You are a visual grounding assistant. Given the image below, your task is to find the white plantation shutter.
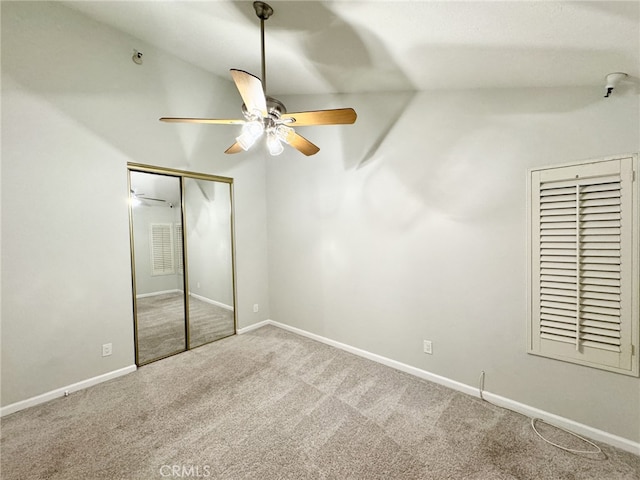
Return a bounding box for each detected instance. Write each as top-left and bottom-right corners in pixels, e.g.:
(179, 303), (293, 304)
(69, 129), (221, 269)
(529, 155), (638, 376)
(150, 223), (175, 276)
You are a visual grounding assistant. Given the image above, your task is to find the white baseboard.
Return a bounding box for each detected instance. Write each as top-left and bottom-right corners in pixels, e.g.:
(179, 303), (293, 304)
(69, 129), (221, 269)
(189, 292), (234, 311)
(136, 289), (181, 299)
(5, 321), (638, 455)
(253, 319), (640, 456)
(237, 319), (271, 335)
(479, 390), (640, 456)
(0, 365), (137, 417)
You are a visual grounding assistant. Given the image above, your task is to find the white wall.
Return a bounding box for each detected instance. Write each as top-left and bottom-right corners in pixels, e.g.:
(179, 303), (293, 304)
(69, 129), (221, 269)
(1, 2), (270, 406)
(267, 88), (640, 443)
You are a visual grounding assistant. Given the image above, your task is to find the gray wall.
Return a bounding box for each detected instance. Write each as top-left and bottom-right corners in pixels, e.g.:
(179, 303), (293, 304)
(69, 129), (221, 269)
(267, 89), (640, 442)
(1, 2), (270, 406)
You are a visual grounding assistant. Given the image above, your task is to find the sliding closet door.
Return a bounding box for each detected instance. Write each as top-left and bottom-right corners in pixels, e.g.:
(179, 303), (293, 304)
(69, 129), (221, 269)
(129, 165), (236, 366)
(130, 171), (186, 365)
(184, 178), (235, 348)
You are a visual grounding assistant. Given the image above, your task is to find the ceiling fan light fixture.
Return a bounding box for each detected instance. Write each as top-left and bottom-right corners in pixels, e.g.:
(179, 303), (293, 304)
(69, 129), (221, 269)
(275, 124), (294, 143)
(236, 120), (264, 150)
(243, 106), (265, 122)
(267, 133), (284, 156)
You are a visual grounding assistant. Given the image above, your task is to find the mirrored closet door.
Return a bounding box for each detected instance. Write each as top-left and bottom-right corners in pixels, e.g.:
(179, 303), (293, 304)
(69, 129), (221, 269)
(128, 165), (236, 366)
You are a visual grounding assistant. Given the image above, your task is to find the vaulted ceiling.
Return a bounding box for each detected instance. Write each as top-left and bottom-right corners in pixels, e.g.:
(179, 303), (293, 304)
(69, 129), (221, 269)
(64, 1), (639, 96)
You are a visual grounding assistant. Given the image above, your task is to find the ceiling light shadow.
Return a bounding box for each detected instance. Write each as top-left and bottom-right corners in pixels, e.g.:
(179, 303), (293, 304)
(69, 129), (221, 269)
(356, 91), (416, 169)
(301, 15), (414, 94)
(231, 0), (335, 32)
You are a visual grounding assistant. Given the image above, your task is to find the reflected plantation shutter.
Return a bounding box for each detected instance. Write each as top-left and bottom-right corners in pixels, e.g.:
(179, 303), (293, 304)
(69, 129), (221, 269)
(150, 223), (175, 276)
(528, 155), (639, 376)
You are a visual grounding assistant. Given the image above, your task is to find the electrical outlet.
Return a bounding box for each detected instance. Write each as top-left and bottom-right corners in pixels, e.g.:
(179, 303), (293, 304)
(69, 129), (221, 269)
(253, 304), (259, 313)
(423, 340), (433, 355)
(102, 343), (112, 357)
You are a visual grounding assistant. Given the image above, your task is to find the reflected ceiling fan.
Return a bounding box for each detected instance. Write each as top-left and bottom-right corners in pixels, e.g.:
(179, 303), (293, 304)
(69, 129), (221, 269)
(160, 1), (357, 156)
(130, 189), (171, 207)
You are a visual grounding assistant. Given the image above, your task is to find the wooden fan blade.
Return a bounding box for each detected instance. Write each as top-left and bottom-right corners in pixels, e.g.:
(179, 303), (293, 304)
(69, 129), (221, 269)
(160, 117), (246, 125)
(230, 69), (267, 116)
(224, 142), (244, 154)
(280, 108), (357, 126)
(286, 132), (320, 156)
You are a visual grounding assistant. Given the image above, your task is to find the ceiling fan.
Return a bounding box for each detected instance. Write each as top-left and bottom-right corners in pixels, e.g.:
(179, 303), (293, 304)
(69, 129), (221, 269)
(159, 1), (357, 157)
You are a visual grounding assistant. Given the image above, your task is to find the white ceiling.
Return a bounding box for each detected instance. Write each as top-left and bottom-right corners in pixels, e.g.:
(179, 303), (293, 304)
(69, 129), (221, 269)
(65, 1), (639, 96)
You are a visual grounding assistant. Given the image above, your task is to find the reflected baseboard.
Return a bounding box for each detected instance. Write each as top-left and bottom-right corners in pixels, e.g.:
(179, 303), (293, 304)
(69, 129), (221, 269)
(136, 289), (182, 299)
(136, 291), (233, 311)
(189, 292), (234, 311)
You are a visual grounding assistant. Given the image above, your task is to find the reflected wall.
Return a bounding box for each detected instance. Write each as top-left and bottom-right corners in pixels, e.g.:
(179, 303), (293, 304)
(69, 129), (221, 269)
(185, 178), (235, 349)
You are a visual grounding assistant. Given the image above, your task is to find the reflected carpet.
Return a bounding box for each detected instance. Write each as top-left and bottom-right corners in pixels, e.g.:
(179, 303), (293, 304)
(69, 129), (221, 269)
(135, 292), (234, 364)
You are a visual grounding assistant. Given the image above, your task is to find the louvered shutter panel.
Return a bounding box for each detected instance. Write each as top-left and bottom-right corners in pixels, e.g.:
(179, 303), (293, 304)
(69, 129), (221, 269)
(150, 223), (175, 276)
(529, 156), (638, 376)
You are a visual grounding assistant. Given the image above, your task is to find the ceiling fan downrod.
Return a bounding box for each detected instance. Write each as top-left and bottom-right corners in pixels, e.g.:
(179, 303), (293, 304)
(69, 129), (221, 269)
(253, 1), (273, 95)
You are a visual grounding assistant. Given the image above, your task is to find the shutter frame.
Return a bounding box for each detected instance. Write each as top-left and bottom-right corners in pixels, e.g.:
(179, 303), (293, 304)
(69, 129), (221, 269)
(527, 154), (639, 377)
(150, 223), (176, 276)
(175, 223), (184, 275)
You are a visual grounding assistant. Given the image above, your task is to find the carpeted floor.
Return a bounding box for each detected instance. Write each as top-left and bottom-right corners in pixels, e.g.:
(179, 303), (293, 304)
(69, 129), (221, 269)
(136, 292), (234, 364)
(1, 325), (638, 479)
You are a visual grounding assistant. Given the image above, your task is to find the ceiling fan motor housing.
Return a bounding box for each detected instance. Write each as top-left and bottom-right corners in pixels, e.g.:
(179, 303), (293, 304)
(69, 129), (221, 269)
(266, 97), (286, 117)
(241, 96), (287, 119)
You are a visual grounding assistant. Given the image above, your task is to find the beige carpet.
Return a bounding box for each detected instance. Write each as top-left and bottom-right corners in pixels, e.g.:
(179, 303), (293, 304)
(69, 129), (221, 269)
(1, 325), (638, 479)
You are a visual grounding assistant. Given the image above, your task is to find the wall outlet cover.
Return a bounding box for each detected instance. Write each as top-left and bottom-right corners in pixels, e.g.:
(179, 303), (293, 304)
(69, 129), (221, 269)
(102, 343), (113, 357)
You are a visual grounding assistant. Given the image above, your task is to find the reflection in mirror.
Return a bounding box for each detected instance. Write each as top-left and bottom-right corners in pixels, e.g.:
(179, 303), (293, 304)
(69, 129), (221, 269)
(185, 178), (235, 348)
(129, 165), (236, 366)
(130, 171), (186, 364)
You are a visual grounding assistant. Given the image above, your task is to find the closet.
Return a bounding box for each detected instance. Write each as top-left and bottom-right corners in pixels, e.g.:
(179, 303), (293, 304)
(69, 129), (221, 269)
(128, 164), (236, 365)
